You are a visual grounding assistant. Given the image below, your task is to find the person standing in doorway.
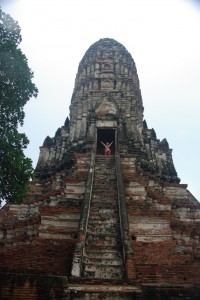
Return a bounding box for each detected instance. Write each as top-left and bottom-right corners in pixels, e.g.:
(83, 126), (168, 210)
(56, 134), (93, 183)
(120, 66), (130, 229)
(101, 141), (113, 155)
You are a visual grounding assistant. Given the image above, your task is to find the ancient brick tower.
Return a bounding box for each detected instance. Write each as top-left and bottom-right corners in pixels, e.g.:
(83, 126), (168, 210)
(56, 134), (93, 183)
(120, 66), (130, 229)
(0, 38), (200, 300)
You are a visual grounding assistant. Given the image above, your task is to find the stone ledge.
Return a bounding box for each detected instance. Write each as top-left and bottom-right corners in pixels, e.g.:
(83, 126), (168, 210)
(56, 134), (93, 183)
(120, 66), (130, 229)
(67, 283), (141, 293)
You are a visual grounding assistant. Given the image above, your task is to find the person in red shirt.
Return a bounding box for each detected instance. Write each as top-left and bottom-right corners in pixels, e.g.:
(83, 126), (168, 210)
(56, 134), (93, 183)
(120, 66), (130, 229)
(101, 141), (113, 155)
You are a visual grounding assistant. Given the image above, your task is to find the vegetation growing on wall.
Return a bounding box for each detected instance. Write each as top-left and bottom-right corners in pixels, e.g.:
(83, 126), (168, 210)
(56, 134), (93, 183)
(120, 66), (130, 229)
(0, 8), (38, 204)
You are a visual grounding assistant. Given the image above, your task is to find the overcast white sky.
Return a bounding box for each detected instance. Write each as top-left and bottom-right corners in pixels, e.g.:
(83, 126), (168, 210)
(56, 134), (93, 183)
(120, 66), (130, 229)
(1, 0), (200, 200)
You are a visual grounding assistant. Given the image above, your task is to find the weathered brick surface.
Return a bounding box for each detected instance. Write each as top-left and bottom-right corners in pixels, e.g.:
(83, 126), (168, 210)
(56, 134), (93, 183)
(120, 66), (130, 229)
(0, 238), (76, 276)
(121, 154), (200, 288)
(0, 272), (67, 300)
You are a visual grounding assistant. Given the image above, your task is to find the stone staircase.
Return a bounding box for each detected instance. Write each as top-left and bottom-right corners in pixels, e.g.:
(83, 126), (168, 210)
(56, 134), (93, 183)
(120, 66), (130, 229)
(82, 155), (124, 280)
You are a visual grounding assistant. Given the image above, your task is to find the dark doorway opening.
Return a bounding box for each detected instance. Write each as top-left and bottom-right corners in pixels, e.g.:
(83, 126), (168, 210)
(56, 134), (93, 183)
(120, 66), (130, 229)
(96, 128), (116, 155)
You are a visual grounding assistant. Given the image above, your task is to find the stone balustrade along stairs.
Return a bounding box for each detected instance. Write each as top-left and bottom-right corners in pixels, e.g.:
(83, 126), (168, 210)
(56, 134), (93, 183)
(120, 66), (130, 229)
(82, 155), (125, 280)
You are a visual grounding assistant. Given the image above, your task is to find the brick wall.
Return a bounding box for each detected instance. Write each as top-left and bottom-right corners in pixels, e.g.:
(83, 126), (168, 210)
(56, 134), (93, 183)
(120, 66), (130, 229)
(0, 272), (67, 300)
(0, 238), (76, 277)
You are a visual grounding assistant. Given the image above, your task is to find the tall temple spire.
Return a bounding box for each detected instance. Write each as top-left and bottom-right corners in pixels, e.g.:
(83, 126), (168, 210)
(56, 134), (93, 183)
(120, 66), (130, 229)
(35, 38), (179, 184)
(69, 38), (142, 142)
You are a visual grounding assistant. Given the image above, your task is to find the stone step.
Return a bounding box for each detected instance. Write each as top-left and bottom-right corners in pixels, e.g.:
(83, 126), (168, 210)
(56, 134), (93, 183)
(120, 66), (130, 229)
(84, 245), (122, 256)
(90, 206), (111, 211)
(85, 232), (120, 239)
(83, 256), (123, 266)
(87, 228), (119, 239)
(83, 265), (123, 280)
(83, 265), (123, 274)
(88, 222), (120, 234)
(89, 207), (118, 213)
(66, 283), (141, 296)
(94, 173), (115, 178)
(90, 207), (119, 214)
(95, 159), (115, 163)
(90, 203), (119, 213)
(93, 182), (117, 188)
(91, 194), (118, 199)
(89, 207), (118, 212)
(95, 159), (115, 165)
(86, 241), (121, 248)
(93, 189), (116, 193)
(87, 223), (120, 233)
(92, 186), (117, 190)
(90, 202), (118, 209)
(93, 178), (115, 183)
(88, 219), (120, 227)
(93, 179), (116, 183)
(95, 161), (115, 165)
(95, 170), (115, 172)
(87, 216), (120, 224)
(87, 219), (120, 226)
(90, 200), (118, 206)
(94, 170), (115, 173)
(91, 191), (117, 196)
(94, 168), (115, 171)
(88, 215), (119, 223)
(95, 156), (115, 160)
(92, 192), (117, 196)
(87, 220), (120, 227)
(90, 199), (118, 205)
(93, 186), (116, 190)
(92, 190), (117, 194)
(91, 199), (117, 205)
(86, 231), (119, 239)
(84, 249), (123, 259)
(85, 238), (121, 247)
(89, 208), (118, 214)
(93, 179), (116, 184)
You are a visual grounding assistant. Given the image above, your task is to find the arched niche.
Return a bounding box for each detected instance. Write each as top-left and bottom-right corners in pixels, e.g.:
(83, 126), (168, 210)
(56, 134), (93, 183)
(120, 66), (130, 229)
(102, 63), (113, 71)
(101, 79), (113, 89)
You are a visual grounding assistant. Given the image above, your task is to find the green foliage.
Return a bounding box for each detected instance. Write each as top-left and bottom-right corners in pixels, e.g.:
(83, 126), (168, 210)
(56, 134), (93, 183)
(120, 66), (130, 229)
(0, 8), (38, 204)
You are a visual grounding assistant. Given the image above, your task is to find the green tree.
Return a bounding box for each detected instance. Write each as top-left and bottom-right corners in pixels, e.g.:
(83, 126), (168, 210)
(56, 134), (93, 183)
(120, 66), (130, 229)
(0, 8), (38, 204)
